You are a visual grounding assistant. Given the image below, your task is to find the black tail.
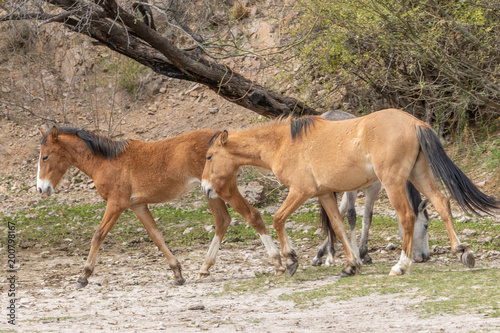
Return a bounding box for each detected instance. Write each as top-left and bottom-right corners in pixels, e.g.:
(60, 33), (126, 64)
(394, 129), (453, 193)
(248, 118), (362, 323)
(320, 197), (337, 244)
(416, 125), (499, 216)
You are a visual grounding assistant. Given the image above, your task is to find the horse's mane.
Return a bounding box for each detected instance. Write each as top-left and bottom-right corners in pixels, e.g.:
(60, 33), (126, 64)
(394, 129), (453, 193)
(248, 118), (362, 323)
(288, 115), (320, 140)
(209, 115), (322, 144)
(42, 127), (130, 159)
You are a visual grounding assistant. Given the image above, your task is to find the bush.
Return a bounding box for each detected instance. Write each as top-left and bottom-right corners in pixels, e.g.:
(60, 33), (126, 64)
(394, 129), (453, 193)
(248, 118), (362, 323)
(283, 0), (500, 136)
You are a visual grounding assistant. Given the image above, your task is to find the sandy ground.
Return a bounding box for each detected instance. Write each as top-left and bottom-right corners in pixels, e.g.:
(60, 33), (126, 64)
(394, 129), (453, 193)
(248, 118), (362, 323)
(2, 241), (499, 333)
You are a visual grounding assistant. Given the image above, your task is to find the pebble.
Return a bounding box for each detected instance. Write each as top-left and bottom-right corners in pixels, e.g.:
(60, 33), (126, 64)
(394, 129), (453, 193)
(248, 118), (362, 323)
(188, 303), (205, 311)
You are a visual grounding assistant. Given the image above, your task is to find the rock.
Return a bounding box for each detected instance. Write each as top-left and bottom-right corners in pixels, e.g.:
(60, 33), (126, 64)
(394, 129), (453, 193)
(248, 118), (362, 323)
(183, 227), (194, 235)
(238, 182), (265, 205)
(188, 303), (205, 311)
(208, 107), (219, 114)
(263, 206), (279, 214)
(385, 243), (397, 251)
(461, 228), (477, 237)
(481, 236), (493, 244)
(230, 218), (240, 226)
(204, 225), (215, 232)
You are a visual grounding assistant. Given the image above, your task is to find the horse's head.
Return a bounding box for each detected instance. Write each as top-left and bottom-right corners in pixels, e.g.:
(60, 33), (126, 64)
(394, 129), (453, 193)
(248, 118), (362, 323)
(37, 127), (71, 196)
(202, 130), (236, 200)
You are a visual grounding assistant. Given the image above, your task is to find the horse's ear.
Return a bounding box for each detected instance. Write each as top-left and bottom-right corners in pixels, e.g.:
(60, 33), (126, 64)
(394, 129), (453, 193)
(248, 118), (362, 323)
(49, 126), (59, 141)
(418, 199), (429, 212)
(219, 130), (228, 145)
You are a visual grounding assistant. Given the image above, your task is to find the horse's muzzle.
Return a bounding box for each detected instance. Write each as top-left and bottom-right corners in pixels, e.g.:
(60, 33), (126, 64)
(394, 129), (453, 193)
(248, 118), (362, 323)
(37, 179), (54, 196)
(201, 180), (218, 199)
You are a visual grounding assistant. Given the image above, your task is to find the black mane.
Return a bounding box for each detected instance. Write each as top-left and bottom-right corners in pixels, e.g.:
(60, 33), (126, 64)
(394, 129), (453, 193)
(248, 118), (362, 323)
(290, 116), (318, 140)
(208, 131), (221, 148)
(42, 127), (129, 159)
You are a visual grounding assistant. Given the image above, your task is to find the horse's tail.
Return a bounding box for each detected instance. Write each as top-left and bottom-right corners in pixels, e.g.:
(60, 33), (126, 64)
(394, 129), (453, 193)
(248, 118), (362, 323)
(319, 198), (337, 244)
(416, 125), (499, 216)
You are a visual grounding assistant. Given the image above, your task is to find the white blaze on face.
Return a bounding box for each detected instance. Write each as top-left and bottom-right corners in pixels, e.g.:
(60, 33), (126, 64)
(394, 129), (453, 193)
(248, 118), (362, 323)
(201, 180), (218, 199)
(36, 151), (54, 195)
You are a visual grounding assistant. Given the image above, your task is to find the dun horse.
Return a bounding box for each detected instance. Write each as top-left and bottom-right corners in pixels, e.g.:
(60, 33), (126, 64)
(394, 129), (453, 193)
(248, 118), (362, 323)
(202, 109), (499, 276)
(312, 110), (430, 267)
(37, 127), (285, 288)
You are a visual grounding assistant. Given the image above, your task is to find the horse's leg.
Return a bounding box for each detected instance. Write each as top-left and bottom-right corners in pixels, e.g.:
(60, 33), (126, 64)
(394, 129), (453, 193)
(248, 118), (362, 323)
(318, 192), (362, 276)
(197, 197), (231, 279)
(344, 191), (359, 261)
(312, 191), (351, 267)
(218, 178), (285, 276)
(409, 155), (474, 268)
(132, 204), (185, 285)
(383, 184), (416, 276)
(273, 189), (310, 276)
(77, 202), (125, 288)
(359, 182), (382, 264)
(311, 237), (330, 266)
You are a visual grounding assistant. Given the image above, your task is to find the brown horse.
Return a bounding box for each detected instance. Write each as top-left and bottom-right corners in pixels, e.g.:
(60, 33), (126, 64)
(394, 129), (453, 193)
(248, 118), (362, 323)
(202, 109), (499, 276)
(37, 127), (285, 288)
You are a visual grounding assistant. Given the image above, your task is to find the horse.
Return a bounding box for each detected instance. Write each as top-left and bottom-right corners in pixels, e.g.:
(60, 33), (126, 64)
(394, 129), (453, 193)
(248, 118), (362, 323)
(201, 109), (499, 277)
(37, 127), (285, 288)
(311, 110), (430, 267)
(312, 180), (430, 266)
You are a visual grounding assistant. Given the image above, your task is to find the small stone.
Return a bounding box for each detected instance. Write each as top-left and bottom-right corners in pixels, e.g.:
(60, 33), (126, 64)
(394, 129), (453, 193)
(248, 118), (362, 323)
(481, 236), (493, 244)
(209, 107), (219, 114)
(183, 227), (194, 235)
(461, 228), (477, 237)
(385, 243), (397, 251)
(188, 303), (205, 310)
(314, 228), (323, 236)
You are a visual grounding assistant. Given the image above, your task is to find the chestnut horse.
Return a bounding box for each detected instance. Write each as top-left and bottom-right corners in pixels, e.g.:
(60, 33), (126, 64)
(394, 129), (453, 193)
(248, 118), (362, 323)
(312, 110), (430, 267)
(37, 127), (284, 288)
(202, 109), (499, 276)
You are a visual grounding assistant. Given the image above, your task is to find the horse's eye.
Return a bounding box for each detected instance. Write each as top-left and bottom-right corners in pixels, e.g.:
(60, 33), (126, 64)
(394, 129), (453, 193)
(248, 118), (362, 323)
(42, 155), (49, 161)
(207, 156), (212, 161)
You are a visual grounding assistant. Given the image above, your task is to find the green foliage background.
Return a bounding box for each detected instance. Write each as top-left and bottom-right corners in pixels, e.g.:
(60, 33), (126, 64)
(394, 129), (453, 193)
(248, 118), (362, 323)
(283, 0), (500, 135)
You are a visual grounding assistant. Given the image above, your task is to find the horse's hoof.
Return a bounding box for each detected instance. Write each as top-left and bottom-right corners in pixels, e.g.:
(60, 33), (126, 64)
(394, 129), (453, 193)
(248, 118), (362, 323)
(388, 269), (399, 276)
(173, 278), (186, 286)
(275, 266), (286, 276)
(311, 258), (323, 266)
(362, 255), (372, 265)
(340, 266), (357, 278)
(76, 277), (88, 289)
(197, 272), (210, 280)
(287, 262), (299, 276)
(461, 252), (475, 268)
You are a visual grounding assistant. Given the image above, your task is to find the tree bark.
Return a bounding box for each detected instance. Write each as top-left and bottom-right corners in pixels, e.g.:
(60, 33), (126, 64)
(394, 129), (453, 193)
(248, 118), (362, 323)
(2, 0), (318, 118)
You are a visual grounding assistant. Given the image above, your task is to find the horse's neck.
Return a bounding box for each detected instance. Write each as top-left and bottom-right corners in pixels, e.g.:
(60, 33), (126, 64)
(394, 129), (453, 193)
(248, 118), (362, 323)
(231, 128), (282, 169)
(62, 137), (104, 178)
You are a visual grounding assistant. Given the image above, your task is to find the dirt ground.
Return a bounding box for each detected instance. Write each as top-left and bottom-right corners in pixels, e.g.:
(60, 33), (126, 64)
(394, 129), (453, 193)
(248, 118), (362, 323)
(5, 241), (500, 333)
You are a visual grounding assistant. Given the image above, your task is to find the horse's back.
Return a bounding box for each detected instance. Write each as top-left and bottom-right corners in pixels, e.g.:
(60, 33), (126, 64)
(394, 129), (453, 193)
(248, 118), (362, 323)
(295, 109), (423, 192)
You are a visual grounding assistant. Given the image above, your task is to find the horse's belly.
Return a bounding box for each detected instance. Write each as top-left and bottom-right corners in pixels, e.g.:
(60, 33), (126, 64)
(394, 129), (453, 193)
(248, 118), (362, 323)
(314, 163), (377, 193)
(130, 177), (201, 205)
